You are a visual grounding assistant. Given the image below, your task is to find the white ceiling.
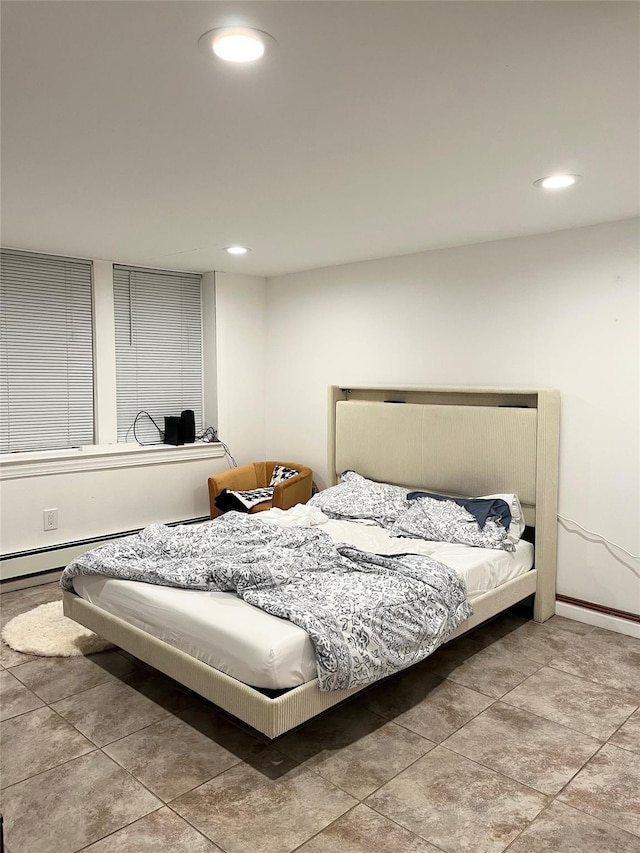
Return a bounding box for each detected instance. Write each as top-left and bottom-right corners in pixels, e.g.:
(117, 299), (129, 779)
(1, 1), (638, 278)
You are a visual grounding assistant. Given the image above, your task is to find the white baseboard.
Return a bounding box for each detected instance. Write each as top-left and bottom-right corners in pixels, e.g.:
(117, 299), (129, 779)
(555, 601), (640, 639)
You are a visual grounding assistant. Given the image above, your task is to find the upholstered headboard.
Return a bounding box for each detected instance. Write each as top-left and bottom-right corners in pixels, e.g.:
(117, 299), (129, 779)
(328, 386), (560, 620)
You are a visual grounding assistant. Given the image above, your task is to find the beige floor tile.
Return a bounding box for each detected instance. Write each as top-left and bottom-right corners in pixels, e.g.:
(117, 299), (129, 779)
(176, 702), (273, 759)
(104, 713), (245, 801)
(549, 628), (640, 698)
(2, 585), (637, 853)
(9, 649), (137, 703)
(421, 635), (486, 676)
(0, 705), (95, 787)
(442, 702), (600, 795)
(434, 641), (541, 698)
(364, 669), (493, 742)
(1, 750), (161, 853)
(121, 667), (199, 713)
(545, 615), (595, 636)
(366, 746), (548, 853)
(51, 678), (173, 746)
(22, 583), (64, 606)
(0, 668), (44, 721)
(479, 619), (584, 664)
(610, 709), (640, 755)
(237, 747), (301, 780)
(0, 640), (37, 668)
(559, 744), (640, 837)
(468, 612), (531, 646)
(501, 666), (639, 741)
(279, 704), (433, 800)
(0, 584), (61, 627)
(0, 585), (64, 668)
(277, 702), (385, 761)
(24, 580), (62, 591)
(172, 760), (357, 853)
(296, 804), (442, 852)
(0, 589), (43, 665)
(0, 588), (26, 612)
(507, 800), (640, 852)
(81, 806), (223, 852)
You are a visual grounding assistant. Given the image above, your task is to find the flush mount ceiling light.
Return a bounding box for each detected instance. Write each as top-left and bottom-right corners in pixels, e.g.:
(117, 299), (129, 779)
(224, 246), (249, 255)
(198, 27), (273, 63)
(534, 174), (582, 190)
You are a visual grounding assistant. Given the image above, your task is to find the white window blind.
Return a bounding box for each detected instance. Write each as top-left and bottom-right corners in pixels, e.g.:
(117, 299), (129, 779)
(0, 249), (94, 453)
(113, 265), (203, 443)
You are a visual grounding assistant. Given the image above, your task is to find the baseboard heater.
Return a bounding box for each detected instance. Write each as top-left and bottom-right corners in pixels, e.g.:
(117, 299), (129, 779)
(0, 516), (211, 587)
(1, 516), (211, 563)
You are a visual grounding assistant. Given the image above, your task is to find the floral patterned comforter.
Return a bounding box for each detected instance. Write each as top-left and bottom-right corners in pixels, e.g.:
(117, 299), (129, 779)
(61, 512), (472, 691)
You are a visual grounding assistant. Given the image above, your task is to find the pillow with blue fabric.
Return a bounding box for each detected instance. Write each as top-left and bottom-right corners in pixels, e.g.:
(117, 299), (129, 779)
(308, 470), (409, 528)
(390, 491), (525, 551)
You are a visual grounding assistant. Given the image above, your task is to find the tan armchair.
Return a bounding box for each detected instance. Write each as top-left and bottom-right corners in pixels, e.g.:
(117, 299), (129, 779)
(208, 460), (313, 518)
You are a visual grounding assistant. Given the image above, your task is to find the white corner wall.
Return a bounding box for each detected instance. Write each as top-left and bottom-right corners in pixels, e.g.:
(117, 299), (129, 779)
(265, 218), (640, 616)
(214, 272), (268, 464)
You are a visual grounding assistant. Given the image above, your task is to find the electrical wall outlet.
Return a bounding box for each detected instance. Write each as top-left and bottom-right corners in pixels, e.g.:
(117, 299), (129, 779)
(43, 508), (58, 531)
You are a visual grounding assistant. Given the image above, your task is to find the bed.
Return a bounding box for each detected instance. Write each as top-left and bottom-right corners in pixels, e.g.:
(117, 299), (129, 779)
(62, 385), (560, 738)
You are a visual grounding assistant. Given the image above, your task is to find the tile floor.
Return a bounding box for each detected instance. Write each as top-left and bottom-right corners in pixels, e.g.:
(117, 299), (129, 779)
(1, 582), (639, 853)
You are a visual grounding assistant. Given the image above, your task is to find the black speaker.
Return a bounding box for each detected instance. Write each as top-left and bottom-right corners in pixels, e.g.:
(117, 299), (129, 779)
(180, 409), (196, 444)
(164, 416), (184, 446)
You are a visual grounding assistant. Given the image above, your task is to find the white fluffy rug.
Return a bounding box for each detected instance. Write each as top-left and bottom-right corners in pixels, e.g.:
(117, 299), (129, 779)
(1, 600), (115, 656)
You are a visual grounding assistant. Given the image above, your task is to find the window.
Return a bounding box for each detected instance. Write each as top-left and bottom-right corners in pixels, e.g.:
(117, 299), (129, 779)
(1, 253), (210, 456)
(0, 250), (94, 452)
(113, 265), (203, 443)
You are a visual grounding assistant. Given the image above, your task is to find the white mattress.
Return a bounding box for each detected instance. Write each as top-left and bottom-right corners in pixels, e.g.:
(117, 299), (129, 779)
(73, 510), (534, 690)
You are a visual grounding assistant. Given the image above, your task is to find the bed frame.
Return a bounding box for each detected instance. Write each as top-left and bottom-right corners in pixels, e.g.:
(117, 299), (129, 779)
(63, 385), (560, 738)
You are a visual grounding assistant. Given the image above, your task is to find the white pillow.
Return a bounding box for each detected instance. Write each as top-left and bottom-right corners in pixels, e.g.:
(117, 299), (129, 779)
(480, 493), (526, 543)
(390, 491), (525, 551)
(308, 471), (409, 528)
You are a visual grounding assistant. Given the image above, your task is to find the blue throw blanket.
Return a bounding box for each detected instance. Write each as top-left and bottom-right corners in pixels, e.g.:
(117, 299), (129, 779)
(61, 513), (472, 691)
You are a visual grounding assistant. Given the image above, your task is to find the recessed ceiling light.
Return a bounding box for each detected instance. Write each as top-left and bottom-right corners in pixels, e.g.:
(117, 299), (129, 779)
(534, 174), (582, 190)
(198, 27), (272, 64)
(225, 246), (249, 255)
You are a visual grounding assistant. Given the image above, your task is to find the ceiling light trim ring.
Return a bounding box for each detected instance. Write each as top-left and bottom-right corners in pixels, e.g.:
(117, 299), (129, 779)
(198, 27), (275, 63)
(533, 174), (582, 190)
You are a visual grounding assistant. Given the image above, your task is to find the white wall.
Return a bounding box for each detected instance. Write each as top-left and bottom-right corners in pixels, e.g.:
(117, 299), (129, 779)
(0, 269), (269, 578)
(0, 453), (224, 555)
(3, 226), (637, 616)
(214, 272), (268, 464)
(265, 219), (640, 615)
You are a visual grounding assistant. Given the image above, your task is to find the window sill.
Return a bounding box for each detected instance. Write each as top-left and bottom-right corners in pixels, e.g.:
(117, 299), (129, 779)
(0, 441), (225, 480)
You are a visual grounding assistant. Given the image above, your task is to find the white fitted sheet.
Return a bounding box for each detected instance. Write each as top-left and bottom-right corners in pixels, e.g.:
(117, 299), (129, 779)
(72, 510), (534, 689)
